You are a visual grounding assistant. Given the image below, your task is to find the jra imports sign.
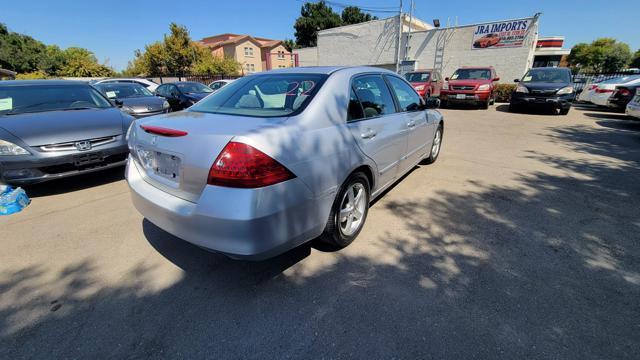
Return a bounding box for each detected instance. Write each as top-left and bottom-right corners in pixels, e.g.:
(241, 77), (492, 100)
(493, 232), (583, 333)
(472, 20), (530, 49)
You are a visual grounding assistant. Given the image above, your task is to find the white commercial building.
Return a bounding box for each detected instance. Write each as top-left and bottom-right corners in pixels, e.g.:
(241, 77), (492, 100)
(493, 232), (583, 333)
(295, 14), (569, 83)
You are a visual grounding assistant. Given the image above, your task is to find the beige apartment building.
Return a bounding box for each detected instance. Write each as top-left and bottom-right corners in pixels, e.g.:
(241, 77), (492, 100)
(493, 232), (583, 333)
(199, 34), (295, 74)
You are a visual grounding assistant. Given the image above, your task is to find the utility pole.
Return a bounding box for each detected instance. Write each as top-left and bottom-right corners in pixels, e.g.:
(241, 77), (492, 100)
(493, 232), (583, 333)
(395, 0), (403, 73)
(404, 0), (414, 61)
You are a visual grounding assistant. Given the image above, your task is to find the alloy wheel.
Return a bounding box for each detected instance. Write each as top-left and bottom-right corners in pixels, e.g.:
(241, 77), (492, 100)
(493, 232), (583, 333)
(339, 183), (367, 236)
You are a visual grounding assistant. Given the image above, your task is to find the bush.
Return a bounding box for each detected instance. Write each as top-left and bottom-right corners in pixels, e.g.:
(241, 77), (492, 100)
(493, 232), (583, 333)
(16, 70), (49, 80)
(494, 84), (516, 103)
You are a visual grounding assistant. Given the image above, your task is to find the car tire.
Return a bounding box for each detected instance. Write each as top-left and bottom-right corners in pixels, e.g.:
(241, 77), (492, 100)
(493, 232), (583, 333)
(509, 103), (520, 113)
(423, 123), (443, 164)
(317, 172), (370, 250)
(559, 108), (570, 115)
(481, 99), (490, 109)
(440, 100), (447, 109)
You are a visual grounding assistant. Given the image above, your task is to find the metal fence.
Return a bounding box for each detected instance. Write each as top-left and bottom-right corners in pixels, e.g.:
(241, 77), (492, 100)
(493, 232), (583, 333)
(572, 70), (640, 94)
(150, 74), (242, 86)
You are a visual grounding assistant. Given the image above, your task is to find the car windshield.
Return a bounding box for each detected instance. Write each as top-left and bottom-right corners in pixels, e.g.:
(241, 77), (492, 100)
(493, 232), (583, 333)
(522, 69), (571, 83)
(0, 84), (112, 116)
(176, 82), (213, 94)
(94, 83), (153, 99)
(450, 69), (491, 80)
(405, 72), (431, 82)
(189, 73), (328, 118)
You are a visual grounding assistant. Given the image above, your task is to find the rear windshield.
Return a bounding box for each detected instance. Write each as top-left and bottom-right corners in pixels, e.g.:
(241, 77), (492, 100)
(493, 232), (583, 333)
(522, 68), (571, 83)
(405, 72), (431, 82)
(451, 69), (491, 80)
(189, 73), (328, 118)
(0, 84), (112, 116)
(94, 83), (153, 99)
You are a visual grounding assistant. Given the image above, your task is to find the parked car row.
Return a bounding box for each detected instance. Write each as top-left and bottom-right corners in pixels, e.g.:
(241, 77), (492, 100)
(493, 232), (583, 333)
(405, 66), (577, 115)
(577, 74), (640, 119)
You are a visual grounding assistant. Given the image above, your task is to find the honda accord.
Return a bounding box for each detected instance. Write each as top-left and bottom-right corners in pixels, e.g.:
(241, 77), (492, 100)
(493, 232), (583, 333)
(127, 67), (444, 260)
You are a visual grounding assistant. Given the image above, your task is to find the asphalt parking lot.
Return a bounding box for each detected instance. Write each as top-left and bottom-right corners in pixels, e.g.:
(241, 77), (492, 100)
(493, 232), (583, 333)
(1, 104), (639, 359)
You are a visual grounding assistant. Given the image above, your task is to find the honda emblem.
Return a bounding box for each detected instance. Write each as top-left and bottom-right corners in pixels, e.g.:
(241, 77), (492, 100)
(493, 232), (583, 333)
(75, 140), (92, 151)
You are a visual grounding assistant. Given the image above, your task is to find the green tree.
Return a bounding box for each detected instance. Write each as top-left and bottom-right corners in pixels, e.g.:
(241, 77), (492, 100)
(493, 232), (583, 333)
(631, 50), (640, 68)
(0, 24), (46, 73)
(57, 47), (115, 77)
(294, 1), (342, 47)
(163, 23), (196, 75)
(568, 38), (632, 73)
(191, 44), (240, 75)
(341, 6), (378, 25)
(38, 45), (66, 75)
(283, 39), (298, 52)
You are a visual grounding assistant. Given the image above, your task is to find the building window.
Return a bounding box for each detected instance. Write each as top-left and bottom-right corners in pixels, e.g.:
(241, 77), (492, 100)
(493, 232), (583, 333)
(277, 51), (285, 59)
(244, 47), (254, 57)
(245, 63), (256, 73)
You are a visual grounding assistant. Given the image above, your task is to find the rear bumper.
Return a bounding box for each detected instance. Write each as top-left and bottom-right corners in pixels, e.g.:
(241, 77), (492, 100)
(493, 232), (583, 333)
(0, 143), (128, 185)
(126, 158), (333, 260)
(607, 98), (631, 111)
(510, 93), (574, 109)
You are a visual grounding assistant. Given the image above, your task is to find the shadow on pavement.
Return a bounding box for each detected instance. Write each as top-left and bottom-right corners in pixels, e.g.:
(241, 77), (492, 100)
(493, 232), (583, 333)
(1, 121), (639, 358)
(23, 166), (125, 198)
(583, 112), (634, 121)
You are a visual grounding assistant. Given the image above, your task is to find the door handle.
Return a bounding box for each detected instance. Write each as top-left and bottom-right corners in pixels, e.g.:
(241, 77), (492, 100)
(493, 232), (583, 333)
(360, 129), (377, 139)
(407, 120), (416, 128)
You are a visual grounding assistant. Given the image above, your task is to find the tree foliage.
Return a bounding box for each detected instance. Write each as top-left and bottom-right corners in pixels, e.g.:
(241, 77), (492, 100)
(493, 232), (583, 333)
(341, 6), (378, 25)
(631, 50), (640, 69)
(293, 1), (376, 48)
(568, 38), (633, 73)
(0, 23), (114, 77)
(124, 23), (241, 76)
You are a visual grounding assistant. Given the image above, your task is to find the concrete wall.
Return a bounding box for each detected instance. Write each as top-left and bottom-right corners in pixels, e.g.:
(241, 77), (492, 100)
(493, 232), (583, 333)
(404, 17), (538, 83)
(316, 17), (399, 67)
(295, 47), (319, 67)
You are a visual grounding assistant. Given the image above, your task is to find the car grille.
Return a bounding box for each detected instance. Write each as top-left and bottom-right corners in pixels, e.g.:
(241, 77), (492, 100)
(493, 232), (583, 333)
(40, 153), (128, 175)
(529, 89), (558, 97)
(451, 85), (475, 91)
(39, 136), (118, 152)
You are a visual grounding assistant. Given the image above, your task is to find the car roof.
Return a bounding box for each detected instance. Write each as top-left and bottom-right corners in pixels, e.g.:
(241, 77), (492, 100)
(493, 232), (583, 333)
(256, 66), (396, 76)
(0, 80), (88, 86)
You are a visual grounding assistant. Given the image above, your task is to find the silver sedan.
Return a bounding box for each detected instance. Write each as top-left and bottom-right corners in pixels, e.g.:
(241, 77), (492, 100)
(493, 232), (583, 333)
(126, 66), (444, 260)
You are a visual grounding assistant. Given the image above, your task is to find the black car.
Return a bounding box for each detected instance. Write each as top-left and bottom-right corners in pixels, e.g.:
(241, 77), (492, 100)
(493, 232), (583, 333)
(94, 83), (170, 118)
(607, 84), (640, 111)
(0, 80), (133, 185)
(510, 67), (575, 115)
(154, 82), (213, 111)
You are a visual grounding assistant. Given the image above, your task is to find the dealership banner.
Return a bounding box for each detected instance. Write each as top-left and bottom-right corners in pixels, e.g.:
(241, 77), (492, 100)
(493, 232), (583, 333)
(471, 19), (530, 49)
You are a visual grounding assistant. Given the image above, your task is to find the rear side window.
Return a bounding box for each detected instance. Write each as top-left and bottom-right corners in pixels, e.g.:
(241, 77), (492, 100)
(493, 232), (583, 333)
(190, 73), (328, 118)
(386, 76), (421, 111)
(352, 75), (397, 118)
(347, 88), (365, 121)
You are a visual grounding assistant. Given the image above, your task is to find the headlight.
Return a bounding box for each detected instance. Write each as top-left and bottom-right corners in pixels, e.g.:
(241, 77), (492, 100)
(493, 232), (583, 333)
(516, 85), (529, 93)
(162, 101), (170, 109)
(414, 85), (425, 91)
(478, 84), (491, 91)
(556, 86), (574, 95)
(0, 140), (29, 156)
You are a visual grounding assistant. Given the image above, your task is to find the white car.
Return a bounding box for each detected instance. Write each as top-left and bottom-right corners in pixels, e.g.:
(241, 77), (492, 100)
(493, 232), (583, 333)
(207, 79), (236, 92)
(590, 75), (640, 106)
(93, 78), (159, 92)
(626, 89), (640, 119)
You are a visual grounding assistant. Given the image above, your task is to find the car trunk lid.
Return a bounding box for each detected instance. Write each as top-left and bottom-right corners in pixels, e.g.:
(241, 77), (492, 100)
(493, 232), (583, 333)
(131, 111), (284, 202)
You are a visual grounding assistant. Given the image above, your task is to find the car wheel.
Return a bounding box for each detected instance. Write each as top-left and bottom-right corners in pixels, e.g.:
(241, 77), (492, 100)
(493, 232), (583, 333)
(559, 108), (570, 115)
(489, 96), (495, 105)
(317, 172), (370, 249)
(509, 103), (520, 113)
(440, 100), (447, 108)
(423, 124), (443, 164)
(481, 99), (490, 109)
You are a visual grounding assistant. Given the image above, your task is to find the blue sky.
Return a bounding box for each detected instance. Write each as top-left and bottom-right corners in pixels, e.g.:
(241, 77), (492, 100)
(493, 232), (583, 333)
(3, 0), (637, 71)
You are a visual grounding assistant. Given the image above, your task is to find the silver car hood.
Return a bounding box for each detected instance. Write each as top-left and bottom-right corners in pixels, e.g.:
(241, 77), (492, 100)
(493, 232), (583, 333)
(0, 108), (126, 146)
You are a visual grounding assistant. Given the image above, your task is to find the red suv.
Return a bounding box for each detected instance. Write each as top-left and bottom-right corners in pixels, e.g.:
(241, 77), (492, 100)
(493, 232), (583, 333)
(441, 67), (500, 109)
(404, 69), (444, 99)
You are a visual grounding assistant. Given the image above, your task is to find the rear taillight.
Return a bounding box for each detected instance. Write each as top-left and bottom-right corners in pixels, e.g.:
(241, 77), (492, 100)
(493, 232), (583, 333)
(619, 89), (631, 96)
(595, 88), (614, 93)
(207, 142), (295, 188)
(589, 85), (599, 90)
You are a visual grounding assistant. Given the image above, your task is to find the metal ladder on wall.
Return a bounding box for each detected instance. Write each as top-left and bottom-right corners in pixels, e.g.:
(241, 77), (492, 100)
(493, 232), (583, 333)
(433, 19), (456, 75)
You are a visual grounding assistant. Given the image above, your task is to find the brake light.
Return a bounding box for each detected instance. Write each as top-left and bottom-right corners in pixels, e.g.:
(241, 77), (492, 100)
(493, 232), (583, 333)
(589, 85), (599, 90)
(140, 125), (188, 137)
(207, 142), (295, 188)
(618, 89), (631, 96)
(595, 88), (614, 94)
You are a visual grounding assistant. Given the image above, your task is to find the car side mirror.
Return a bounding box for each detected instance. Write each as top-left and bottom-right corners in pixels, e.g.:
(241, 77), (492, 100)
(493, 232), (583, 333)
(493, 77), (500, 82)
(424, 97), (440, 109)
(514, 79), (520, 83)
(444, 77), (450, 81)
(111, 99), (123, 108)
(170, 92), (179, 98)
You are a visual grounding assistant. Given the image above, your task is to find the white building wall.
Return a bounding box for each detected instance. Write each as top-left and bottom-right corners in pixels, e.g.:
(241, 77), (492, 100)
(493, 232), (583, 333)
(404, 17), (539, 83)
(316, 17), (400, 67)
(295, 47), (319, 67)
